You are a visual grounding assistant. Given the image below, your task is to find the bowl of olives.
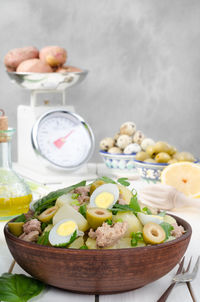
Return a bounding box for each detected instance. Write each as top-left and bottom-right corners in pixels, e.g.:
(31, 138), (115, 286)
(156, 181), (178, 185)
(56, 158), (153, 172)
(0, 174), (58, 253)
(134, 141), (197, 182)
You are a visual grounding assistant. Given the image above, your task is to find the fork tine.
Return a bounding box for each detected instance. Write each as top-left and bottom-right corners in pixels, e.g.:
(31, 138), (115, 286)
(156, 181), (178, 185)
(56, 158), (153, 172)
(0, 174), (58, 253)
(191, 256), (200, 277)
(178, 256), (185, 274)
(185, 256), (192, 272)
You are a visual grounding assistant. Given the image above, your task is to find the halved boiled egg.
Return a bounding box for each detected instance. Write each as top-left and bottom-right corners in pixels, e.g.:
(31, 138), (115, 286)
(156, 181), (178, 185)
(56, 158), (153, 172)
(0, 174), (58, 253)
(89, 183), (119, 209)
(49, 219), (78, 247)
(137, 212), (164, 225)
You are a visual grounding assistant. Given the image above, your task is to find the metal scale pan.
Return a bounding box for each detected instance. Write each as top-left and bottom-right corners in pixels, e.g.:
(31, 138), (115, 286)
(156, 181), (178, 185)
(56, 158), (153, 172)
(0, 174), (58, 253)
(7, 69), (88, 91)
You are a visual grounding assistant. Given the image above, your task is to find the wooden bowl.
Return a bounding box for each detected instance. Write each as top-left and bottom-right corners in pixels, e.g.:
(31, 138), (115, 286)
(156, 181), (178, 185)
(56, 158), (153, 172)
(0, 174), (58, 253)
(4, 215), (191, 295)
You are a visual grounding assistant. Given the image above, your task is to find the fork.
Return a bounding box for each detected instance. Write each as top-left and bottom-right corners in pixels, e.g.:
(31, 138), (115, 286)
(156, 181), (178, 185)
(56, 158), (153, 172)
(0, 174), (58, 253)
(157, 256), (200, 302)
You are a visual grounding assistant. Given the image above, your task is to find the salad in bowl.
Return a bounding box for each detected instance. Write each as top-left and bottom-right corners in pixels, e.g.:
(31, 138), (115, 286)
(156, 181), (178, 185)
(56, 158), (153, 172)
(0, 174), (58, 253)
(7, 177), (185, 250)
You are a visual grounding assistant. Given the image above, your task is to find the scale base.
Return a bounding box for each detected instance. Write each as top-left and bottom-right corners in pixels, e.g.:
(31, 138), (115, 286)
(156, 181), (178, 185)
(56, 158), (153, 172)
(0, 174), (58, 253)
(13, 162), (97, 185)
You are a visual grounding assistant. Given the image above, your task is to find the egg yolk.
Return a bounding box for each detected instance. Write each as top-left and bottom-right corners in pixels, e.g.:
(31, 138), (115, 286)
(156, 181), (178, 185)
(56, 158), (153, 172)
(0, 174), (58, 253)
(57, 221), (77, 236)
(95, 192), (114, 209)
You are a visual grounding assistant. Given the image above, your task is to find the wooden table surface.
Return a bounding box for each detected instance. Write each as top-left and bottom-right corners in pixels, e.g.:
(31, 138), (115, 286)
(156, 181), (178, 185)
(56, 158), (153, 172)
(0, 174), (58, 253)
(0, 163), (199, 302)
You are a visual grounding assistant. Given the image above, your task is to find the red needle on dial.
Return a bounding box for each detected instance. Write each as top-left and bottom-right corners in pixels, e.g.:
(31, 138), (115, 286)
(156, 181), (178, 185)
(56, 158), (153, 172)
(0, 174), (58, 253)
(54, 129), (75, 149)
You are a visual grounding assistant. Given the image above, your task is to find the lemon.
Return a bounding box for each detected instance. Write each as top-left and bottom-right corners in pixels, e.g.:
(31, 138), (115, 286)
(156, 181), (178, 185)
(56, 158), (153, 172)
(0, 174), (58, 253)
(161, 162), (200, 197)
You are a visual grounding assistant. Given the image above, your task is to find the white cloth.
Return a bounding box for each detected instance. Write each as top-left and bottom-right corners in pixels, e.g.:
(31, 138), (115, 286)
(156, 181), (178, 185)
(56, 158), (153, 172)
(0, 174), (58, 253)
(139, 184), (200, 210)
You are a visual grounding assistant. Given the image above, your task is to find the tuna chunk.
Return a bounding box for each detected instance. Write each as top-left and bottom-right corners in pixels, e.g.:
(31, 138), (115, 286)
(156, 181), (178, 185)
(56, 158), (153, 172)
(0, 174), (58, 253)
(89, 222), (128, 248)
(74, 186), (90, 204)
(24, 209), (34, 220)
(19, 230), (39, 242)
(23, 218), (41, 234)
(171, 223), (185, 238)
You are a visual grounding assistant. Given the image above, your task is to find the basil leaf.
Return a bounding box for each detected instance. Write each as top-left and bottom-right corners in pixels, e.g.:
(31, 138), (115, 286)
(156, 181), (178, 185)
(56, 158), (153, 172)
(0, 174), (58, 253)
(0, 273), (45, 302)
(142, 207), (152, 215)
(79, 204), (87, 218)
(160, 222), (174, 240)
(129, 193), (141, 212)
(33, 180), (86, 214)
(14, 214), (26, 223)
(41, 219), (52, 231)
(66, 230), (77, 246)
(80, 245), (88, 249)
(110, 203), (136, 214)
(106, 219), (113, 225)
(98, 176), (116, 184)
(54, 230), (77, 248)
(37, 231), (50, 246)
(117, 178), (130, 187)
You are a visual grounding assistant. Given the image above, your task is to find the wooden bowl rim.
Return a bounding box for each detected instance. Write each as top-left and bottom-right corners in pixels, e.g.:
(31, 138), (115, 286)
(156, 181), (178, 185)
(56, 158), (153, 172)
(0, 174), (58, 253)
(4, 214), (192, 255)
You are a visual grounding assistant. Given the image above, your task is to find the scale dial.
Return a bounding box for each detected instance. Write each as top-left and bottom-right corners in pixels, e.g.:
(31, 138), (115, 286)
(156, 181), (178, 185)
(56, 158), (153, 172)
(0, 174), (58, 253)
(31, 110), (94, 170)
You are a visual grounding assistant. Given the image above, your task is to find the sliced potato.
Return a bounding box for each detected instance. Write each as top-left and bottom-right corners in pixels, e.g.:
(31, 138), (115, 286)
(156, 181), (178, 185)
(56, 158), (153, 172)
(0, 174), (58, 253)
(86, 237), (97, 249)
(112, 212), (143, 237)
(8, 222), (24, 237)
(117, 184), (133, 205)
(69, 237), (84, 249)
(164, 214), (176, 225)
(56, 193), (75, 208)
(53, 204), (89, 232)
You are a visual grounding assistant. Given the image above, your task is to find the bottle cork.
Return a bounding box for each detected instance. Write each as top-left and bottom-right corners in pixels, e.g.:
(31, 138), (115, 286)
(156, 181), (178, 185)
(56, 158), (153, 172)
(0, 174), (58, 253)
(0, 109), (8, 142)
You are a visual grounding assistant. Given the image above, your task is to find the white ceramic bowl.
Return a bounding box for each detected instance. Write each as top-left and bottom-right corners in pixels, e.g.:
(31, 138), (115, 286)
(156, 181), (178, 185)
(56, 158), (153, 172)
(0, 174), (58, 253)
(134, 160), (168, 182)
(99, 151), (137, 171)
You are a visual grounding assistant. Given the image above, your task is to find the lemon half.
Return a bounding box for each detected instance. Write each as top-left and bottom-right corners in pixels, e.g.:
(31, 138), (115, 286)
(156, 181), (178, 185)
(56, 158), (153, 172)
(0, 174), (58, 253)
(161, 162), (200, 197)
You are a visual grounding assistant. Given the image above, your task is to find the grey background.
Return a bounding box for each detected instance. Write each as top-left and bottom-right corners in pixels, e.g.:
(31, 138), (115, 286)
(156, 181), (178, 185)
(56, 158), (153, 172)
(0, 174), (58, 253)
(0, 0), (199, 163)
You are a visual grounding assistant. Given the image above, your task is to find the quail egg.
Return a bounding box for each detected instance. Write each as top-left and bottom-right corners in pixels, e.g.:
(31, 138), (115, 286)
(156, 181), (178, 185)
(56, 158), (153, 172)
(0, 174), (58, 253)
(117, 135), (132, 149)
(133, 130), (145, 145)
(124, 143), (141, 154)
(90, 183), (119, 209)
(137, 212), (164, 225)
(49, 219), (79, 247)
(113, 133), (120, 144)
(120, 122), (136, 136)
(100, 137), (114, 151)
(108, 147), (122, 154)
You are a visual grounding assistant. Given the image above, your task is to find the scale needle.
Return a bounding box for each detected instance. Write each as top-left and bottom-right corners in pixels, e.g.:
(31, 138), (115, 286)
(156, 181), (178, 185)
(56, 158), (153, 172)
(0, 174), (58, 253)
(53, 129), (75, 149)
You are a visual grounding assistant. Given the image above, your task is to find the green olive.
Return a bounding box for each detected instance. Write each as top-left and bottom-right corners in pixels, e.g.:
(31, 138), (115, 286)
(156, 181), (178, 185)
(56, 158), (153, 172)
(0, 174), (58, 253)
(168, 146), (177, 156)
(146, 145), (156, 157)
(135, 151), (149, 161)
(8, 222), (24, 237)
(90, 180), (105, 195)
(86, 207), (112, 229)
(143, 158), (156, 163)
(174, 152), (195, 162)
(155, 152), (171, 163)
(154, 141), (171, 154)
(143, 222), (165, 244)
(38, 206), (58, 223)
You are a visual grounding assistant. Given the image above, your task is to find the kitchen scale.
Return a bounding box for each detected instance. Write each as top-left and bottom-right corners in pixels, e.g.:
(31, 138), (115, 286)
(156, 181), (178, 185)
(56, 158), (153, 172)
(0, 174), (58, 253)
(7, 70), (96, 184)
